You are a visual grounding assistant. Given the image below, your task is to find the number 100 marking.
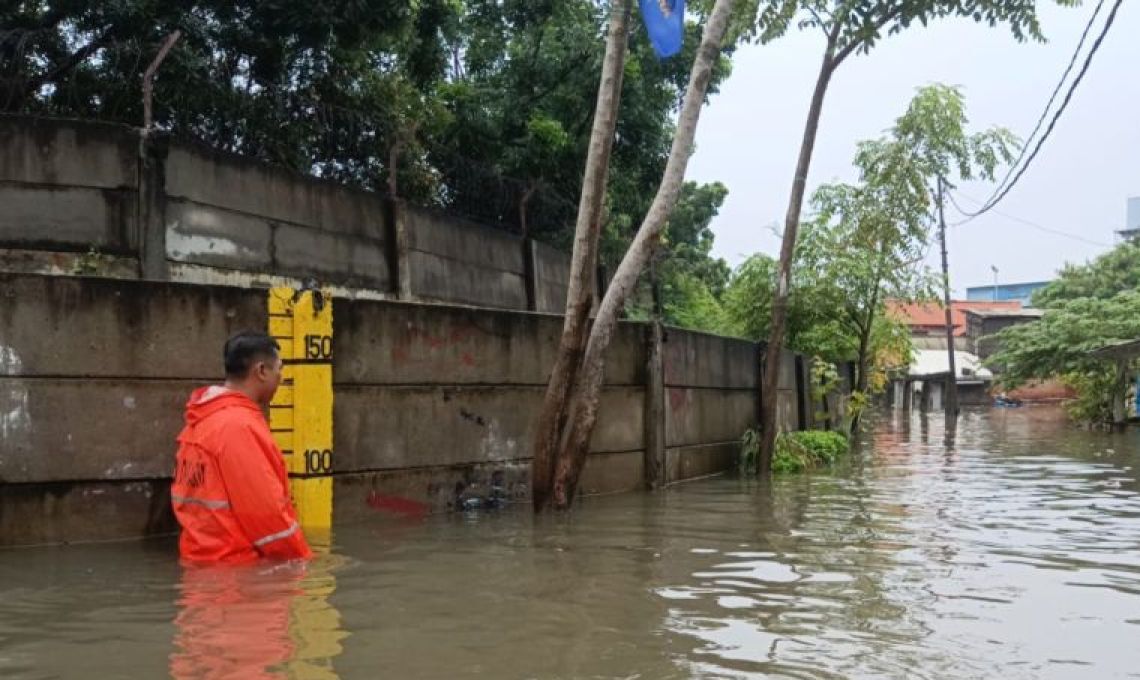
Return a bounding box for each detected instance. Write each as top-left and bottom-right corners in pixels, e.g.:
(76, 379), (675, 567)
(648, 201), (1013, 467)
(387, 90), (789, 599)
(303, 449), (333, 474)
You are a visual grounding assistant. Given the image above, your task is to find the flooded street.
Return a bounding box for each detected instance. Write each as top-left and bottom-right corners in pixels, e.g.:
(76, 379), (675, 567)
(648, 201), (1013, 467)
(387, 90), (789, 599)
(2, 406), (1140, 679)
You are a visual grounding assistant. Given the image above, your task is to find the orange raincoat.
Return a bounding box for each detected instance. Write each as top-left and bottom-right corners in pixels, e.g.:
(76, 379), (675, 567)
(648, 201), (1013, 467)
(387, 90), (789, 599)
(172, 387), (312, 563)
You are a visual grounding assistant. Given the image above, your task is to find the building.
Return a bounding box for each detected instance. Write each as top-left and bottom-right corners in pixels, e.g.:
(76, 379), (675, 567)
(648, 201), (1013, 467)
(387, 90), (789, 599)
(887, 300), (1023, 349)
(885, 300), (1017, 409)
(964, 307), (1044, 362)
(966, 281), (1050, 305)
(889, 349), (994, 410)
(1116, 196), (1140, 241)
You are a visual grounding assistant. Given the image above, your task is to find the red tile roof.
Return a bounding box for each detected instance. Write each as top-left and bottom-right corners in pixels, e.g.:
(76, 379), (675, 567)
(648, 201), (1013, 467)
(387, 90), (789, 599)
(886, 300), (1022, 336)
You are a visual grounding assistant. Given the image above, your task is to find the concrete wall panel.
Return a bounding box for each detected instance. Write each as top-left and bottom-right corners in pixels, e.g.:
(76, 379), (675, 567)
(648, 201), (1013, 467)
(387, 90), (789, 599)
(164, 144), (387, 239)
(0, 186), (136, 253)
(666, 442), (738, 483)
(0, 479), (175, 547)
(0, 117), (137, 189)
(165, 200), (273, 270)
(665, 388), (757, 448)
(334, 385), (643, 473)
(275, 223), (389, 289)
(532, 241), (571, 314)
(0, 378), (186, 483)
(334, 300), (644, 386)
(663, 329), (759, 389)
(0, 275), (265, 379)
(404, 207), (524, 273)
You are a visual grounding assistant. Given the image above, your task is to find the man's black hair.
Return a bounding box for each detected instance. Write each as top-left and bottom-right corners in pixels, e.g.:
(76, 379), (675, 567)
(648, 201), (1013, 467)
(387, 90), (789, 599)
(223, 331), (280, 378)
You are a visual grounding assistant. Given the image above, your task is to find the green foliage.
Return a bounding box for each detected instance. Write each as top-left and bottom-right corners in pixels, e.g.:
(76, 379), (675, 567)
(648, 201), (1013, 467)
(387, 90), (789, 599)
(739, 427), (849, 475)
(1032, 242), (1140, 308)
(1061, 368), (1118, 425)
(739, 427), (762, 474)
(772, 430), (849, 474)
(988, 274), (1140, 424)
(740, 0), (1068, 52)
(810, 359), (840, 427)
(628, 181), (735, 334)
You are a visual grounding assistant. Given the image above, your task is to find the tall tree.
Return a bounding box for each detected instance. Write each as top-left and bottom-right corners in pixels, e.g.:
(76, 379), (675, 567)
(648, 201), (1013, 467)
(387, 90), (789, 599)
(990, 242), (1140, 425)
(535, 0), (738, 511)
(531, 0), (633, 512)
(752, 0), (1064, 471)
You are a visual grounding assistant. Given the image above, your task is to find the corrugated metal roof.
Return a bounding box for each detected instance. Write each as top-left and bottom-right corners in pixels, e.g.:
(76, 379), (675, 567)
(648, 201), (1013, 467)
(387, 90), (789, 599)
(887, 300), (1023, 336)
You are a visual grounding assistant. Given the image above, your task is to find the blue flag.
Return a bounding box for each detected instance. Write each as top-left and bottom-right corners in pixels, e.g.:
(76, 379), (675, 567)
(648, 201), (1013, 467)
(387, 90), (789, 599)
(640, 0), (685, 58)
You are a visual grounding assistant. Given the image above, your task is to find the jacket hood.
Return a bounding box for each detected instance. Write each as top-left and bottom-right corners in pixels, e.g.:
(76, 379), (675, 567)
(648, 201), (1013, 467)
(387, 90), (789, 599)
(183, 386), (262, 428)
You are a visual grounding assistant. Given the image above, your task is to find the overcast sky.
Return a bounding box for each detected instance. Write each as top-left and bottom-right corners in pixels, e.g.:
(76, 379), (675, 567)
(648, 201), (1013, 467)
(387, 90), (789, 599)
(687, 1), (1139, 295)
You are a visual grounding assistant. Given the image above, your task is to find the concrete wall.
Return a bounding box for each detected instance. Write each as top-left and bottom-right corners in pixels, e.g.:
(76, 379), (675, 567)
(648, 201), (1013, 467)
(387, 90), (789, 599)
(0, 115), (577, 311)
(0, 274), (812, 546)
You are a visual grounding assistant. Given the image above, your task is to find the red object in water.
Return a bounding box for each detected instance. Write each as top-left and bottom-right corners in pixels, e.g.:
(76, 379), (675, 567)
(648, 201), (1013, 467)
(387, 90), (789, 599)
(367, 490), (430, 518)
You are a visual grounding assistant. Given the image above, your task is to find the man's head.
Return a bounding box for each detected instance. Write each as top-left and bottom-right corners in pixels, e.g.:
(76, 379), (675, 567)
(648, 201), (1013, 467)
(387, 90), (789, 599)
(223, 331), (283, 406)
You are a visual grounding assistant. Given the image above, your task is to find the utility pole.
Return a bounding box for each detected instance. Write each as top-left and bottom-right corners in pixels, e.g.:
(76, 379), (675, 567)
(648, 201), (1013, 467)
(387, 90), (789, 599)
(991, 265), (999, 302)
(937, 178), (958, 429)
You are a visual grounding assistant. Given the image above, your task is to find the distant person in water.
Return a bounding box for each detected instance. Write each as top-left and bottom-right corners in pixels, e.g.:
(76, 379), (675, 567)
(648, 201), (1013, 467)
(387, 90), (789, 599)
(171, 331), (311, 563)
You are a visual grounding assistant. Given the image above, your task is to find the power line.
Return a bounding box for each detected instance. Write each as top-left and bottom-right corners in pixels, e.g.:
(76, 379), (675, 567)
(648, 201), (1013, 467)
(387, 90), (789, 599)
(954, 0), (1123, 221)
(948, 192), (1113, 248)
(988, 0), (1105, 200)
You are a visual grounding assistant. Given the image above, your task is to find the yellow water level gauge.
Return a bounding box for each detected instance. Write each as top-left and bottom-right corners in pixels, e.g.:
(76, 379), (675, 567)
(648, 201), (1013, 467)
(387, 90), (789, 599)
(268, 285), (334, 531)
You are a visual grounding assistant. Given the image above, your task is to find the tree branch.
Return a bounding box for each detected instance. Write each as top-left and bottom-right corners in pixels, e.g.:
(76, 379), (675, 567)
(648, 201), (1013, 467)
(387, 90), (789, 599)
(830, 5), (903, 68)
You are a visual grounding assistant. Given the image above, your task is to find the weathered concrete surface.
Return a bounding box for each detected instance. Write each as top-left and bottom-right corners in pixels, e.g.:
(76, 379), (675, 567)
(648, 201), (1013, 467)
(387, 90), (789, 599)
(0, 274), (264, 379)
(407, 251), (527, 309)
(665, 443), (738, 483)
(0, 479), (176, 547)
(0, 116), (137, 189)
(402, 206), (528, 309)
(334, 300), (645, 386)
(164, 199), (274, 270)
(0, 378), (186, 483)
(335, 386), (643, 472)
(0, 248), (139, 279)
(665, 388), (758, 448)
(164, 144), (388, 240)
(578, 451), (644, 497)
(531, 240), (571, 313)
(0, 186), (136, 254)
(275, 223), (389, 288)
(663, 329), (759, 390)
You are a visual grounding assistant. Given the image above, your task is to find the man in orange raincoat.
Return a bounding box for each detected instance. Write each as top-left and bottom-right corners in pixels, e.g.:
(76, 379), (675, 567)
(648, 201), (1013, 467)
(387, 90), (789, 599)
(171, 331), (312, 562)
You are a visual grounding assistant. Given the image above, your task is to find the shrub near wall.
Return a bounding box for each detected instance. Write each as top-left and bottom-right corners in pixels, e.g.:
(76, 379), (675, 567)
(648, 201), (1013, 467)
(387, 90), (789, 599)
(739, 428), (850, 474)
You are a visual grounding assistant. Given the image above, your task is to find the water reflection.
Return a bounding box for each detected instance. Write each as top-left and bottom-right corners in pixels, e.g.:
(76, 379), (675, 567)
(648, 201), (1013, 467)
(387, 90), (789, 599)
(170, 531), (346, 680)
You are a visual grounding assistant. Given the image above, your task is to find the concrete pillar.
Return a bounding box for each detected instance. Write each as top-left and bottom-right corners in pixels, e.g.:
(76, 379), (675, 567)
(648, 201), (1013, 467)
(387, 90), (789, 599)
(523, 239), (538, 312)
(388, 199), (413, 299)
(920, 380), (932, 412)
(137, 133), (169, 280)
(902, 379), (913, 411)
(644, 321), (666, 489)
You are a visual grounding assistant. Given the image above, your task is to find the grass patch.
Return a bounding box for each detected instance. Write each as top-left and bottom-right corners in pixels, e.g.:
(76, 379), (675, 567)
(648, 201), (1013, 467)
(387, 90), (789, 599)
(773, 430), (849, 473)
(740, 429), (849, 474)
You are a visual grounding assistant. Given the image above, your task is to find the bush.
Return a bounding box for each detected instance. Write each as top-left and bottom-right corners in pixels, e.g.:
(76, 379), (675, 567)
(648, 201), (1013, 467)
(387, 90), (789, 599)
(738, 428), (849, 475)
(773, 430), (849, 474)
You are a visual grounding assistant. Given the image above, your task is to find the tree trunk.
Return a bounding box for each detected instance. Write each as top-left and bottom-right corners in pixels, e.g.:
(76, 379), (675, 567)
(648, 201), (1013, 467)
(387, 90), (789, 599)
(548, 0), (736, 510)
(759, 46), (837, 472)
(531, 0), (632, 511)
(937, 179), (958, 427)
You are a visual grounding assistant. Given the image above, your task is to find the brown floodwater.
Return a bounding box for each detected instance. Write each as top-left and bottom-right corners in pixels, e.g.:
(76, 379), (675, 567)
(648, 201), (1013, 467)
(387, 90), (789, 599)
(2, 406), (1139, 679)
